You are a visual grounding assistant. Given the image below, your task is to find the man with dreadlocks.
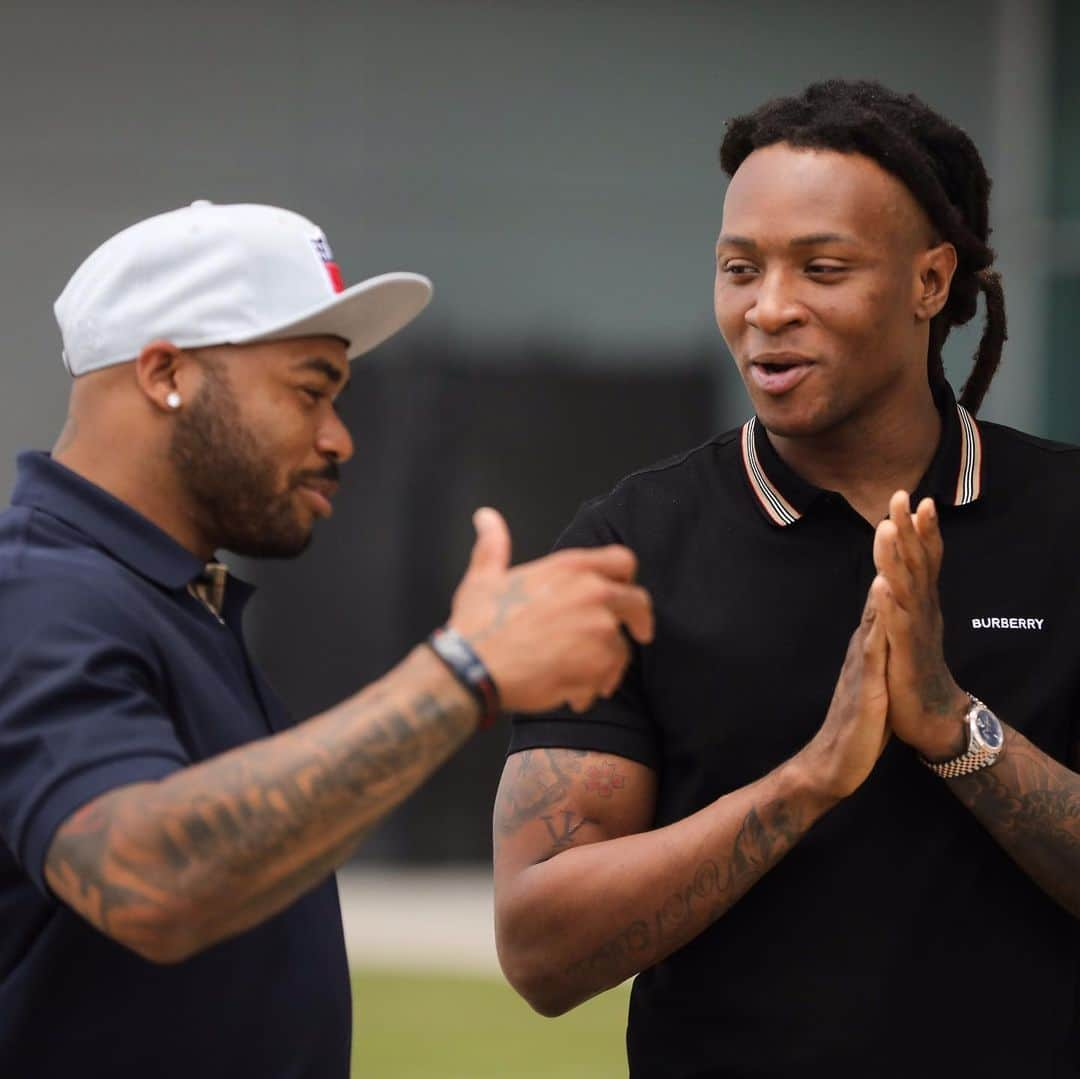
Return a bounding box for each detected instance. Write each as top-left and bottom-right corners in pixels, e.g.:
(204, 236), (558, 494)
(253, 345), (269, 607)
(492, 80), (1078, 1077)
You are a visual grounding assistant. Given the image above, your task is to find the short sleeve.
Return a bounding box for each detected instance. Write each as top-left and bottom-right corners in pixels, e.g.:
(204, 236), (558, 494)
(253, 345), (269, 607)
(506, 499), (659, 770)
(0, 574), (189, 893)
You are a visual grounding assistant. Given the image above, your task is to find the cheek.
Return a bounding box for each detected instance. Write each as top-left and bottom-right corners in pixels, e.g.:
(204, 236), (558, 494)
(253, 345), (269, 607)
(818, 283), (894, 348)
(243, 395), (311, 466)
(713, 278), (750, 344)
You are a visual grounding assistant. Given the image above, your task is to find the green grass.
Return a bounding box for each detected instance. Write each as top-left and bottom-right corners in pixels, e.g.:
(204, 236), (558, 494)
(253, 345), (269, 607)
(350, 968), (631, 1078)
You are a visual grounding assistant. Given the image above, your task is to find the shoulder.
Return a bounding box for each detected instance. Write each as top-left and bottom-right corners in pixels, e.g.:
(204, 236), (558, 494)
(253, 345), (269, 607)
(977, 419), (1080, 460)
(561, 429), (743, 545)
(977, 420), (1080, 504)
(0, 507), (156, 643)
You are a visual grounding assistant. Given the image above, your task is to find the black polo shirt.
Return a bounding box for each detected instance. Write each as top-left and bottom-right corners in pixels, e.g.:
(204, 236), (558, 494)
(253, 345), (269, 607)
(510, 389), (1080, 1078)
(0, 453), (350, 1078)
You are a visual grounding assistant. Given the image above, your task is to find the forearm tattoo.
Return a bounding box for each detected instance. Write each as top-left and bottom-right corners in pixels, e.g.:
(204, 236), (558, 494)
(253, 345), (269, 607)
(950, 728), (1080, 917)
(565, 799), (806, 988)
(45, 650), (476, 956)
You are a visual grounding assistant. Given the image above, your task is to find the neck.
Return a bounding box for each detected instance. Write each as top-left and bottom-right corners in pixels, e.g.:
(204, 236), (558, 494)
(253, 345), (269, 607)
(767, 381), (942, 525)
(53, 432), (217, 563)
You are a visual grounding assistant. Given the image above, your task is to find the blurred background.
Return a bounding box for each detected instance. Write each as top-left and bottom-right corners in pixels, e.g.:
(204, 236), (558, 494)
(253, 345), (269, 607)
(1, 1), (1076, 1074)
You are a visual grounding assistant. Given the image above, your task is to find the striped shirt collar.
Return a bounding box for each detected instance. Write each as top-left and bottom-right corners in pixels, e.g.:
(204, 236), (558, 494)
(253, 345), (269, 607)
(740, 385), (983, 527)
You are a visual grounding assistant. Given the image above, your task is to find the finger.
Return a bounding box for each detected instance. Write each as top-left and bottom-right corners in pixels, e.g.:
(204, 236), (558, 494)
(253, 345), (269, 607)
(603, 583), (655, 644)
(466, 507), (511, 577)
(599, 644), (631, 697)
(565, 689), (597, 714)
(860, 577), (881, 623)
(553, 545), (639, 583)
(862, 610), (887, 677)
(913, 498), (944, 589)
(873, 520), (915, 609)
(864, 578), (890, 669)
(871, 574), (912, 647)
(888, 490), (929, 591)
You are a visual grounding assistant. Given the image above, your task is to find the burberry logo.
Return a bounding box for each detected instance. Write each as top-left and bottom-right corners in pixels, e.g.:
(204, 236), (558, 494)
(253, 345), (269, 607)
(971, 617), (1044, 630)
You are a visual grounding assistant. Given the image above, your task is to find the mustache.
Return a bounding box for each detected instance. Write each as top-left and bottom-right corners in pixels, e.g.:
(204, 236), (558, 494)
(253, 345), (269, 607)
(292, 461), (341, 486)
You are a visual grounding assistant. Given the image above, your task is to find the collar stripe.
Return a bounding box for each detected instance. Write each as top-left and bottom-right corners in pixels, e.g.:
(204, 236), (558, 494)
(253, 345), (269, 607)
(954, 404), (982, 505)
(741, 418), (800, 526)
(741, 403), (982, 526)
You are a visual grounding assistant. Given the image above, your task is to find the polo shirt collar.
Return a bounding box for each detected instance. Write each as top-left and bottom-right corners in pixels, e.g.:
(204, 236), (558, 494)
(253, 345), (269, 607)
(12, 451), (212, 591)
(739, 382), (984, 527)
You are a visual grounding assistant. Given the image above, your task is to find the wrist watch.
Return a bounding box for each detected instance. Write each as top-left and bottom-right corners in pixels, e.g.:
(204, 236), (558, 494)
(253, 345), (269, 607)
(921, 695), (1005, 779)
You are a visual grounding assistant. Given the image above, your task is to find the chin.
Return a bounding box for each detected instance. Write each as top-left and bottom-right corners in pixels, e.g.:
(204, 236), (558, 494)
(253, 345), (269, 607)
(750, 397), (835, 439)
(225, 523), (314, 560)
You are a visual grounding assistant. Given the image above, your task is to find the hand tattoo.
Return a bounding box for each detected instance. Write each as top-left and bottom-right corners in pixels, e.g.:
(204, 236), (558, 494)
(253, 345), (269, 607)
(473, 578), (529, 642)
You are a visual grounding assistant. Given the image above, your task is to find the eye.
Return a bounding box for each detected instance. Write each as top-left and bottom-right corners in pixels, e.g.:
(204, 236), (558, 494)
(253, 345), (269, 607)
(721, 260), (758, 278)
(299, 386), (326, 405)
(805, 262), (848, 278)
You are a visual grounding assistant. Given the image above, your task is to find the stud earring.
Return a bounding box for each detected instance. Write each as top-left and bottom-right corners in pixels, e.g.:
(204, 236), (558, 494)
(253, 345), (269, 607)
(166, 391), (182, 410)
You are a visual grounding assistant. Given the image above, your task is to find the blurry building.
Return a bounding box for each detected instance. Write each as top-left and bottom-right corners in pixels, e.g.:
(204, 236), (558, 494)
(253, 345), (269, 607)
(0, 0), (1075, 862)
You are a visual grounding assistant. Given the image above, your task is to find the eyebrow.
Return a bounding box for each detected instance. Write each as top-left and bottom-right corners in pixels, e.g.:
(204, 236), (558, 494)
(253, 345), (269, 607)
(293, 356), (349, 390)
(717, 232), (859, 249)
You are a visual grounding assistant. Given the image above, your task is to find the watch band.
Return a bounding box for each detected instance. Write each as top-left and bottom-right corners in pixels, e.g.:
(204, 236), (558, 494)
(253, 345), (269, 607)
(426, 626), (500, 730)
(921, 695), (1004, 779)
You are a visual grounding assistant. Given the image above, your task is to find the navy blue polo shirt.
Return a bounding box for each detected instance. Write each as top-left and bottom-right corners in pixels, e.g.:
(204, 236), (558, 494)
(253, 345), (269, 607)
(0, 453), (350, 1078)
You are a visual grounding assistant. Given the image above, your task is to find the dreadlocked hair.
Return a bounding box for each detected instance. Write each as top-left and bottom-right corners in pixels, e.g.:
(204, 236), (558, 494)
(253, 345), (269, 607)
(719, 80), (1007, 415)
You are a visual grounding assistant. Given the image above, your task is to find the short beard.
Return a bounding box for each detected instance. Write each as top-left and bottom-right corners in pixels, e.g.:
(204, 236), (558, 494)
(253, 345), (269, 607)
(168, 360), (314, 559)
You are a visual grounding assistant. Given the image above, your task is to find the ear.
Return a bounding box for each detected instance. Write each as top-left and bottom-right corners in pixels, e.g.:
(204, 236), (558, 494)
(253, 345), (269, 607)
(133, 340), (191, 413)
(913, 241), (958, 322)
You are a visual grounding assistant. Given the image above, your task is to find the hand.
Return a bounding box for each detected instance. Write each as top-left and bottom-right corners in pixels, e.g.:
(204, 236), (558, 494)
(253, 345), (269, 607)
(448, 508), (654, 714)
(872, 491), (969, 761)
(795, 579), (891, 802)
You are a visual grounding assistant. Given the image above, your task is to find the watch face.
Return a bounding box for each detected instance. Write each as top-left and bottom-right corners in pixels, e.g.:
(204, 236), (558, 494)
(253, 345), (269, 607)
(974, 707), (1004, 749)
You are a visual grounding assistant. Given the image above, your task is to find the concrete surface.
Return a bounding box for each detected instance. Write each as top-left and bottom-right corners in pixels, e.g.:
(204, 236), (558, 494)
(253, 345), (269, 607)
(338, 866), (500, 976)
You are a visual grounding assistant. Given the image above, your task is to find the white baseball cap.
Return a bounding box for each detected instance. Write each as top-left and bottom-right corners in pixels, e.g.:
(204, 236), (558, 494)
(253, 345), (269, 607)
(54, 200), (433, 376)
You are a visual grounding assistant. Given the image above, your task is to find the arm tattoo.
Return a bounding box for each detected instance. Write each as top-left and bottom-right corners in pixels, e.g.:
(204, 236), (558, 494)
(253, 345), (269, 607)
(540, 811), (598, 858)
(45, 648), (477, 957)
(950, 727), (1080, 917)
(566, 799), (806, 985)
(495, 748), (590, 836)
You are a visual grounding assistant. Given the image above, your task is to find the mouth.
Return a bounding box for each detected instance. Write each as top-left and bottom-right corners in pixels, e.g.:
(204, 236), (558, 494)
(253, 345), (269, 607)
(296, 480), (338, 518)
(747, 354), (815, 395)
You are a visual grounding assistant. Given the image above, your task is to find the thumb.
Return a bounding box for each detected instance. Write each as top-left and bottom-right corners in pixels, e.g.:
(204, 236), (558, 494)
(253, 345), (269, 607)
(863, 578), (890, 678)
(466, 507), (511, 577)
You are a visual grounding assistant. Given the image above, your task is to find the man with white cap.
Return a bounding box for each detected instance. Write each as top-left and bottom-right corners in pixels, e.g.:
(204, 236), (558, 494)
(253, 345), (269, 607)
(0, 201), (653, 1077)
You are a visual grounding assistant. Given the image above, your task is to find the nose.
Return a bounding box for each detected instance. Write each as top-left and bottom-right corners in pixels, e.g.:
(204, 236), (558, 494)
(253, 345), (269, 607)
(315, 406), (355, 465)
(745, 269), (806, 335)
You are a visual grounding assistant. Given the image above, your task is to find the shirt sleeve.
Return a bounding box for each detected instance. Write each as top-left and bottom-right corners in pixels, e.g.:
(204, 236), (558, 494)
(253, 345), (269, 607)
(506, 499), (660, 770)
(0, 574), (190, 894)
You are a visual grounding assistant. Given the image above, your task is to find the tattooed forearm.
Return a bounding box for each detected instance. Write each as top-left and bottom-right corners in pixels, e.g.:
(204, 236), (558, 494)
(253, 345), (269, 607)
(564, 800), (807, 990)
(44, 646), (478, 961)
(949, 726), (1080, 917)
